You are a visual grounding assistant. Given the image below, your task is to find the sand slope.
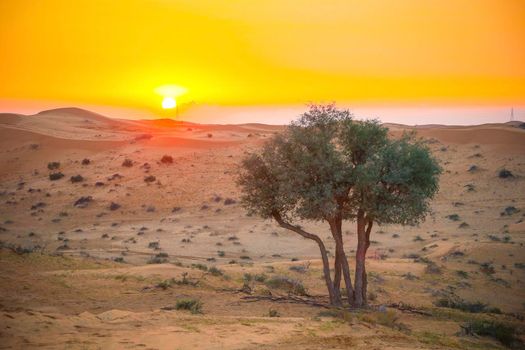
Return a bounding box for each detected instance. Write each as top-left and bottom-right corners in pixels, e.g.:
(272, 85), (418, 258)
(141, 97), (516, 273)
(0, 108), (524, 349)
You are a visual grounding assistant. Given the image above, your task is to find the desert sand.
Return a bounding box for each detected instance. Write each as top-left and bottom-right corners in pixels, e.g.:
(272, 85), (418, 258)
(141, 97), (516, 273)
(0, 108), (524, 349)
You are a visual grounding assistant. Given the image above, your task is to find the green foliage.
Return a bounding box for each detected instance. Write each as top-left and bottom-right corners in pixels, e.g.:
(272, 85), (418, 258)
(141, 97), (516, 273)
(47, 161), (60, 170)
(238, 104), (441, 226)
(463, 320), (518, 347)
(208, 266), (223, 276)
(175, 298), (203, 314)
(49, 172), (64, 181)
(435, 297), (501, 314)
(191, 263), (208, 271)
(265, 275), (307, 296)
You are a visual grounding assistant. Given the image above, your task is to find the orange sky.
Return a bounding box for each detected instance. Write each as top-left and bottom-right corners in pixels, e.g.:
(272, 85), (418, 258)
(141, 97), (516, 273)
(0, 0), (524, 120)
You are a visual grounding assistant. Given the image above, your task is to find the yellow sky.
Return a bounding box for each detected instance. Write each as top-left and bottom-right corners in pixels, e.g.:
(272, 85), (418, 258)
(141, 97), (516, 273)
(0, 0), (524, 117)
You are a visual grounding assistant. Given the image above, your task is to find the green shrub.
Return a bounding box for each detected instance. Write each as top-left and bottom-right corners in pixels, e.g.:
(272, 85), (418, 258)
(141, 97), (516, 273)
(463, 320), (518, 347)
(47, 162), (60, 170)
(446, 214), (460, 221)
(175, 298), (202, 314)
(70, 175), (84, 183)
(209, 266), (223, 276)
(191, 263), (208, 271)
(147, 253), (168, 264)
(501, 206), (519, 216)
(435, 297), (500, 314)
(49, 172), (64, 181)
(498, 169), (513, 179)
(265, 276), (307, 296)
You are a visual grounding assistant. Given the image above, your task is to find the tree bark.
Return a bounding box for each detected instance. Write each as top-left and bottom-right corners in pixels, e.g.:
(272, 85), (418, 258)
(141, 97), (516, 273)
(362, 219), (373, 305)
(354, 209), (366, 307)
(272, 212), (341, 306)
(329, 217), (354, 305)
(354, 210), (373, 307)
(333, 250), (342, 302)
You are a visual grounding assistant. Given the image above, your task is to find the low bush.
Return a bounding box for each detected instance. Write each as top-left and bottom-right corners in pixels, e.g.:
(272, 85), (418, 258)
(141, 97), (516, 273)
(498, 169), (514, 179)
(459, 222), (469, 229)
(144, 175), (156, 183)
(435, 297), (500, 314)
(265, 276), (307, 296)
(160, 155), (173, 164)
(122, 159), (133, 167)
(175, 298), (202, 314)
(49, 172), (64, 181)
(208, 266), (223, 276)
(446, 214), (460, 221)
(501, 206), (519, 216)
(70, 175), (84, 183)
(109, 202), (121, 211)
(48, 162), (60, 170)
(463, 320), (519, 347)
(147, 253), (168, 264)
(224, 198), (237, 205)
(191, 263), (208, 271)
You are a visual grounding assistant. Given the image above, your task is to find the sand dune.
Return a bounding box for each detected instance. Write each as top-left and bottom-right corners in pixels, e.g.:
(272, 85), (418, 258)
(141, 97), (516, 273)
(0, 108), (524, 349)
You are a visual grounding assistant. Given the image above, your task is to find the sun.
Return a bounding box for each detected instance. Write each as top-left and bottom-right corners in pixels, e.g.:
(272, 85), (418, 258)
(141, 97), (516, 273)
(162, 96), (176, 109)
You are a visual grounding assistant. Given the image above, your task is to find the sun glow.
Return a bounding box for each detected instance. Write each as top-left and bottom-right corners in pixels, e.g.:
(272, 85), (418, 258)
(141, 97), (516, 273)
(162, 97), (176, 109)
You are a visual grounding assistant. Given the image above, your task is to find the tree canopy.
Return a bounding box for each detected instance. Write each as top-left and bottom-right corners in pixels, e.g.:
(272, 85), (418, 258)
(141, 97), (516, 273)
(238, 104), (441, 307)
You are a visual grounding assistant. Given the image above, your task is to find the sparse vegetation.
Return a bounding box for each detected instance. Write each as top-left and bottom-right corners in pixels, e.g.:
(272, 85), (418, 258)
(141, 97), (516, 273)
(191, 263), (208, 271)
(462, 320), (519, 347)
(144, 175), (156, 183)
(265, 276), (307, 296)
(147, 253), (168, 264)
(435, 297), (500, 314)
(74, 196), (92, 208)
(208, 266), (224, 276)
(446, 214), (460, 221)
(174, 298), (202, 314)
(498, 169), (514, 179)
(160, 155), (173, 164)
(122, 159), (133, 167)
(109, 202), (121, 211)
(501, 206), (519, 216)
(70, 175), (84, 183)
(47, 161), (60, 170)
(49, 172), (64, 181)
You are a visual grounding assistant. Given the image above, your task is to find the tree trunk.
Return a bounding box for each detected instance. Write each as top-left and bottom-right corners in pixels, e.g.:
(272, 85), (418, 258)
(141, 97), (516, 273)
(272, 212), (340, 306)
(329, 217), (354, 305)
(333, 250), (342, 302)
(354, 209), (366, 307)
(354, 210), (373, 307)
(362, 219), (373, 305)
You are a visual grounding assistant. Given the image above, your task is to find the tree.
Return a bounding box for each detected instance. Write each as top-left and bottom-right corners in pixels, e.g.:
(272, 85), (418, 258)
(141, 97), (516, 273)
(237, 104), (441, 307)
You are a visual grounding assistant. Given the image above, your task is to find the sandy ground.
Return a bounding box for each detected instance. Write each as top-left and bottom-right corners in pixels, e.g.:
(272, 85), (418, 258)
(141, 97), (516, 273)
(0, 108), (524, 349)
